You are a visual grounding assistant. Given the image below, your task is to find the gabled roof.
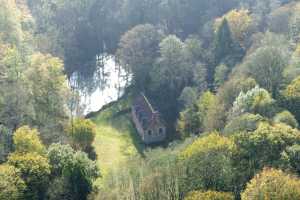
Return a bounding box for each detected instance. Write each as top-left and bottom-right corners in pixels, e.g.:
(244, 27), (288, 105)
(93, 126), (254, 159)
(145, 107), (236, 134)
(133, 93), (164, 130)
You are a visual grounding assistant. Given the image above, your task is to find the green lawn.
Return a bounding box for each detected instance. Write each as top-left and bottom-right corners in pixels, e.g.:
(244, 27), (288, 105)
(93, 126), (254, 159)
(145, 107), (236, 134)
(90, 96), (145, 186)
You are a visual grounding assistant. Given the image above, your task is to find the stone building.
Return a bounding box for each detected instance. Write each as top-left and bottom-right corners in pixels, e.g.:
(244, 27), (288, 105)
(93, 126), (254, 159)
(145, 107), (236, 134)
(132, 93), (166, 144)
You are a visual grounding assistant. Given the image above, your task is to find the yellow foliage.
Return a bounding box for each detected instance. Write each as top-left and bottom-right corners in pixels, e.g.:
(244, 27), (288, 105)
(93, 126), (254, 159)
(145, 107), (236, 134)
(215, 9), (253, 47)
(242, 168), (300, 200)
(285, 76), (300, 98)
(184, 190), (234, 200)
(180, 133), (234, 160)
(68, 118), (97, 151)
(0, 164), (26, 200)
(13, 126), (45, 155)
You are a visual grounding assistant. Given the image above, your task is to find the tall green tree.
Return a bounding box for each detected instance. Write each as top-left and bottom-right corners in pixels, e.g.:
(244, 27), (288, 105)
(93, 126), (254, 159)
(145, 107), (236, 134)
(26, 53), (70, 144)
(214, 19), (243, 66)
(117, 24), (163, 90)
(244, 46), (288, 97)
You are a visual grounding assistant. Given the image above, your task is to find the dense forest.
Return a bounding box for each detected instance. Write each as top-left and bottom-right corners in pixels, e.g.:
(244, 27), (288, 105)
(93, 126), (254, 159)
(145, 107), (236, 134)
(2, 0), (300, 199)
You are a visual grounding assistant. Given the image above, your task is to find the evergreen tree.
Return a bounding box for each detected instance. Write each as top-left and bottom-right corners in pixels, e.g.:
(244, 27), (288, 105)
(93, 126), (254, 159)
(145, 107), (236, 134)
(214, 19), (235, 65)
(212, 19), (243, 85)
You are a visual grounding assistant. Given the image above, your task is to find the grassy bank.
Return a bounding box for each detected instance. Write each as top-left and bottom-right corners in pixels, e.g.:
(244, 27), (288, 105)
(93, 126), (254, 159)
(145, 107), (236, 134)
(90, 95), (145, 185)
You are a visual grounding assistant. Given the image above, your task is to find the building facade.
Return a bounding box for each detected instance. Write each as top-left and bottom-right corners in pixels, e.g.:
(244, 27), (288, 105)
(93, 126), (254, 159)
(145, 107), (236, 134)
(132, 94), (166, 144)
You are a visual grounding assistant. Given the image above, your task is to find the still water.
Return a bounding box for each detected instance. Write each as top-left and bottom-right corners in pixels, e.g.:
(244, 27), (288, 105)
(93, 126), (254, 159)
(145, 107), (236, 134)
(74, 57), (128, 114)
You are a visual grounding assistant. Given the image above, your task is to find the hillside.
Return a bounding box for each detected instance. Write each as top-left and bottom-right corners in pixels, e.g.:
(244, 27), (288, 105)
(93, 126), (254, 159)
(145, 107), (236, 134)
(89, 95), (145, 183)
(3, 0), (300, 200)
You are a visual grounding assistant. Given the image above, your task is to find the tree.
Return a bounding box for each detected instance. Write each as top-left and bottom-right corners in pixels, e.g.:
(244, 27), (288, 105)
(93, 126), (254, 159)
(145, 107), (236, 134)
(0, 46), (33, 130)
(67, 118), (96, 153)
(8, 153), (51, 200)
(283, 76), (300, 122)
(0, 0), (23, 45)
(13, 126), (45, 155)
(116, 24), (163, 90)
(47, 143), (99, 200)
(179, 133), (235, 194)
(224, 113), (264, 135)
(232, 123), (300, 192)
(213, 18), (243, 68)
(63, 151), (99, 200)
(150, 35), (190, 123)
(184, 191), (234, 200)
(281, 144), (300, 175)
(229, 86), (276, 119)
(177, 104), (201, 138)
(274, 111), (298, 128)
(289, 3), (300, 43)
(217, 77), (257, 110)
(244, 45), (288, 97)
(242, 168), (300, 200)
(286, 44), (300, 81)
(177, 91), (223, 137)
(0, 125), (12, 162)
(215, 9), (254, 48)
(214, 64), (230, 88)
(47, 143), (76, 176)
(0, 164), (26, 200)
(27, 53), (70, 144)
(178, 87), (198, 109)
(268, 4), (292, 34)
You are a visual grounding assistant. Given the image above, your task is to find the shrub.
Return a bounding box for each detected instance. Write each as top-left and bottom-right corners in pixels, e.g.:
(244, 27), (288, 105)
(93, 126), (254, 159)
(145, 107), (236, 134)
(67, 119), (96, 153)
(224, 113), (264, 135)
(0, 164), (26, 200)
(8, 152), (51, 200)
(47, 143), (99, 200)
(232, 123), (300, 192)
(185, 190), (234, 200)
(13, 126), (45, 155)
(274, 111), (298, 128)
(281, 144), (300, 174)
(180, 133), (235, 193)
(283, 76), (300, 122)
(229, 86), (275, 119)
(242, 168), (300, 200)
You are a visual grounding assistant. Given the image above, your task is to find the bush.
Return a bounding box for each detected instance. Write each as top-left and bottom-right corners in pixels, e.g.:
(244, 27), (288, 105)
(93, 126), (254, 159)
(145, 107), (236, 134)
(281, 144), (300, 175)
(274, 111), (298, 128)
(13, 126), (45, 155)
(242, 168), (300, 200)
(8, 152), (51, 200)
(0, 164), (26, 200)
(67, 119), (96, 153)
(47, 143), (99, 200)
(232, 123), (300, 192)
(185, 191), (234, 200)
(180, 133), (235, 193)
(229, 86), (276, 119)
(283, 76), (300, 122)
(224, 113), (264, 135)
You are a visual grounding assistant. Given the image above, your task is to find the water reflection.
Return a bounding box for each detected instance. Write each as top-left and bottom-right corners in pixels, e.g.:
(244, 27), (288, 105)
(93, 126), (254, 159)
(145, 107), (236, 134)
(70, 55), (129, 114)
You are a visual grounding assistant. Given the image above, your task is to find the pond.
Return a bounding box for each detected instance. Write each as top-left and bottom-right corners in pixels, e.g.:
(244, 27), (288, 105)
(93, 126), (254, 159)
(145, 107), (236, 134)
(71, 56), (129, 115)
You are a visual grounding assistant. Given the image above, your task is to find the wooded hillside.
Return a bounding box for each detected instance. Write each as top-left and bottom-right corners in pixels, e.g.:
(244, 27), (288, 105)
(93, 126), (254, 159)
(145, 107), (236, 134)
(2, 0), (300, 200)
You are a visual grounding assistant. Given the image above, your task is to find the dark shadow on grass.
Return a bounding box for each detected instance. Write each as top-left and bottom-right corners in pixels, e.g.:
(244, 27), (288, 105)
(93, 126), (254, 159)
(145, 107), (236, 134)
(110, 109), (146, 158)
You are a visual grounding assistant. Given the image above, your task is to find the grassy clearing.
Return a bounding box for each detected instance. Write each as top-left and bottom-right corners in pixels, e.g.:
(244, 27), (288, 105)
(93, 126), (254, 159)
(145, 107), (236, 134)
(90, 95), (145, 186)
